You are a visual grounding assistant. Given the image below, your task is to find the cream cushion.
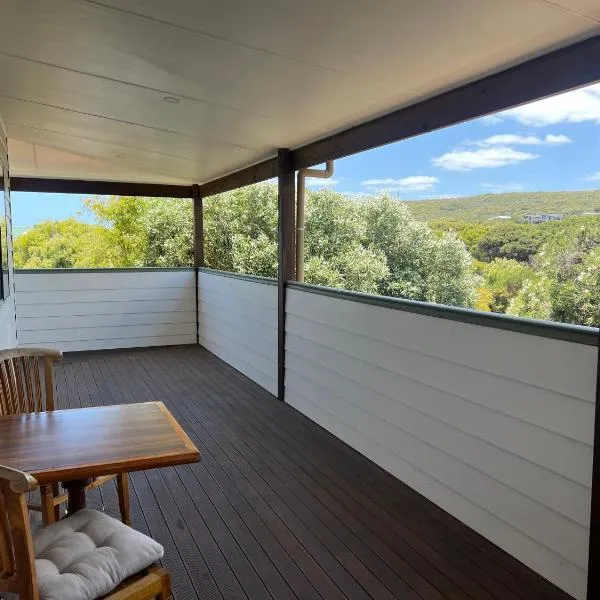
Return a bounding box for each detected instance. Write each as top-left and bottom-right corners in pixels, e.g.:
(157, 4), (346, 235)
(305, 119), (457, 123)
(33, 509), (164, 600)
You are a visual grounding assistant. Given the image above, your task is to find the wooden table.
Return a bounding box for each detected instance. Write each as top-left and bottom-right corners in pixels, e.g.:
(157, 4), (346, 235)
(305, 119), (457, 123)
(0, 401), (200, 513)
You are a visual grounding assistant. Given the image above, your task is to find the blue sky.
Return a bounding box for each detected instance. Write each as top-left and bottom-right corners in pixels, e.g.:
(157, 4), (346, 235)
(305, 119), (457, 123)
(12, 83), (600, 228)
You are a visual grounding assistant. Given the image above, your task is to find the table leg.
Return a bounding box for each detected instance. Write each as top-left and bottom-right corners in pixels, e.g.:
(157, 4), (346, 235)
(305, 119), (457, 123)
(62, 478), (93, 514)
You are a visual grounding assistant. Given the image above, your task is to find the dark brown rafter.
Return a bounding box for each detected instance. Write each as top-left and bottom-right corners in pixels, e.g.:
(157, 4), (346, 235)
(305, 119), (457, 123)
(197, 159), (278, 197)
(11, 177), (194, 198)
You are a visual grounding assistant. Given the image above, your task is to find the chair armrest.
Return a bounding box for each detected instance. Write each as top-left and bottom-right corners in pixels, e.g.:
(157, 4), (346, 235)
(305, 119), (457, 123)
(0, 465), (38, 494)
(0, 348), (63, 361)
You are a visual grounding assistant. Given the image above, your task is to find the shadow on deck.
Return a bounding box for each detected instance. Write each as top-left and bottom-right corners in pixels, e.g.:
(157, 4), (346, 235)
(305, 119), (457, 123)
(56, 345), (572, 600)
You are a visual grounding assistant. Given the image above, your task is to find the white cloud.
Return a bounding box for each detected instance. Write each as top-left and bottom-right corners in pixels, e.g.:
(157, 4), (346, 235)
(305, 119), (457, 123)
(544, 134), (572, 145)
(306, 177), (339, 187)
(481, 182), (524, 193)
(495, 83), (600, 126)
(584, 172), (600, 182)
(432, 147), (538, 171)
(477, 133), (571, 146)
(361, 175), (439, 191)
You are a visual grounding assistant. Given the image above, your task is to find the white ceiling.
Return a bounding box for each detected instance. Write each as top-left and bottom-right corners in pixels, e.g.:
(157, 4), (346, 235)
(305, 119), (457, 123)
(1, 0), (599, 184)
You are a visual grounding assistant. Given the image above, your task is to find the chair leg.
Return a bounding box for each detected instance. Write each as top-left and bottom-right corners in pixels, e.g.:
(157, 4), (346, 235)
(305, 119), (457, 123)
(52, 483), (61, 521)
(116, 473), (130, 526)
(157, 567), (172, 599)
(40, 484), (56, 526)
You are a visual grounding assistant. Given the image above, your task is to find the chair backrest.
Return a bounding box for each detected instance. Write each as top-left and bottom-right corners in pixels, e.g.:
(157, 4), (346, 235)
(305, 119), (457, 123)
(0, 465), (39, 599)
(0, 348), (62, 416)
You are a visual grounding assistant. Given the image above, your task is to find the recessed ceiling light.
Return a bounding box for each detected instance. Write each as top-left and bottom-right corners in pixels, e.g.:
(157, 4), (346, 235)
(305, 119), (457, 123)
(163, 96), (180, 104)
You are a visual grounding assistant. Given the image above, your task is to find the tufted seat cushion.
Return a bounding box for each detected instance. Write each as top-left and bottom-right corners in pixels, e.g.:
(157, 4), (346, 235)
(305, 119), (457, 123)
(33, 508), (164, 600)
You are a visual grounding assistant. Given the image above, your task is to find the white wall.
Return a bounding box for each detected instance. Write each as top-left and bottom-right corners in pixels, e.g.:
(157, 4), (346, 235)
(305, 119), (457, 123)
(0, 117), (16, 350)
(198, 270), (277, 395)
(286, 287), (596, 600)
(15, 269), (197, 351)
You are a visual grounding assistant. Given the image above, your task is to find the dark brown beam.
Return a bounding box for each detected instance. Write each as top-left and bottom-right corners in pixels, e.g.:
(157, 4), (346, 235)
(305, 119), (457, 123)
(192, 184), (204, 268)
(292, 35), (600, 169)
(198, 158), (277, 198)
(11, 177), (194, 199)
(277, 148), (295, 401)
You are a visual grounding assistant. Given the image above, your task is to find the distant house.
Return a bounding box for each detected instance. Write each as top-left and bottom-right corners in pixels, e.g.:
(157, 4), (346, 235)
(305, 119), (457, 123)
(523, 213), (564, 224)
(489, 215), (512, 220)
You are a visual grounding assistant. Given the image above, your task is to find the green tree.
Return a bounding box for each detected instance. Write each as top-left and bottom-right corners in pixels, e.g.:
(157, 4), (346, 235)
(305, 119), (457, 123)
(204, 184), (278, 276)
(508, 222), (600, 325)
(13, 219), (110, 268)
(477, 259), (533, 313)
(362, 196), (477, 306)
(84, 196), (194, 267)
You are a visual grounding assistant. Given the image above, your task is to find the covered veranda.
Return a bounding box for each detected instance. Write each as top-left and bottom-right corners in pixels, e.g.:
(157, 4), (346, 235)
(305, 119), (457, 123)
(0, 2), (599, 599)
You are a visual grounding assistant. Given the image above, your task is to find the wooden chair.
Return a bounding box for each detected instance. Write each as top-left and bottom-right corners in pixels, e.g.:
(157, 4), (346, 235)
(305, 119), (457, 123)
(0, 348), (130, 526)
(0, 464), (171, 600)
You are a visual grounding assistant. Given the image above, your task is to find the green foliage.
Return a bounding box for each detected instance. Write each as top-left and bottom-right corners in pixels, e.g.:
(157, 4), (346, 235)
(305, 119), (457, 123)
(203, 187), (476, 305)
(406, 189), (600, 222)
(361, 197), (476, 305)
(473, 223), (545, 263)
(13, 219), (110, 268)
(84, 196), (193, 267)
(204, 184), (277, 276)
(507, 222), (600, 326)
(477, 259), (533, 313)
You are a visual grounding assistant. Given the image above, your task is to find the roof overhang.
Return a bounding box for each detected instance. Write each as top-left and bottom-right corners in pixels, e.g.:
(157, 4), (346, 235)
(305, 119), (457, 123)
(3, 0), (600, 190)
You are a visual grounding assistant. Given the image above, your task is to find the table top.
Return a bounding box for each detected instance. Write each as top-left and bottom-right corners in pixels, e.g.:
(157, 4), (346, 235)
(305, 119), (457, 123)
(0, 401), (200, 484)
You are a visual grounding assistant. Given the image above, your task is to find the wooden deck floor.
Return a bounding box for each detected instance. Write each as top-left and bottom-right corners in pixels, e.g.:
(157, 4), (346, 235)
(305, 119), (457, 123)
(55, 345), (573, 600)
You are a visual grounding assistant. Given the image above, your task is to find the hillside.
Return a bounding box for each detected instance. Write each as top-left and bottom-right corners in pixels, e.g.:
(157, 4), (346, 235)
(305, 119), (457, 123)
(405, 189), (600, 222)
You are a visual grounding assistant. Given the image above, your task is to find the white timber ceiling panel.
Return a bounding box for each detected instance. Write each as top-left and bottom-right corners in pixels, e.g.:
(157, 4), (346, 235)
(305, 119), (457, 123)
(0, 0), (598, 183)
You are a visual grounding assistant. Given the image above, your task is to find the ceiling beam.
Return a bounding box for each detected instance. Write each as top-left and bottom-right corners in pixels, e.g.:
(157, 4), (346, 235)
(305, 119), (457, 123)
(10, 177), (194, 198)
(291, 34), (600, 169)
(197, 158), (277, 197)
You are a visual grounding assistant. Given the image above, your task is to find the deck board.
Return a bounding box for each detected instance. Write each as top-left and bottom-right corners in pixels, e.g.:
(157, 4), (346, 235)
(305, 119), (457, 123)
(54, 345), (574, 600)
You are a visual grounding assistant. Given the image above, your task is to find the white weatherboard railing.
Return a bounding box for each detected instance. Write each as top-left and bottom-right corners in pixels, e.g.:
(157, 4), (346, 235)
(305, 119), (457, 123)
(9, 267), (597, 599)
(14, 269), (197, 352)
(197, 269), (278, 396)
(285, 285), (596, 600)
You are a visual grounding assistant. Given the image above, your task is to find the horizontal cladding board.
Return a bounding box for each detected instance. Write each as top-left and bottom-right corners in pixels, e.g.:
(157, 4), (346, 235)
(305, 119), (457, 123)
(15, 270), (195, 292)
(17, 287), (196, 305)
(287, 289), (596, 402)
(198, 291), (277, 327)
(285, 389), (587, 600)
(199, 324), (276, 380)
(199, 334), (276, 395)
(198, 271), (277, 308)
(286, 316), (594, 447)
(17, 298), (194, 318)
(18, 311), (197, 331)
(19, 322), (193, 344)
(286, 346), (590, 525)
(23, 335), (195, 353)
(198, 304), (276, 345)
(286, 311), (595, 444)
(198, 313), (276, 362)
(0, 299), (16, 349)
(285, 369), (588, 569)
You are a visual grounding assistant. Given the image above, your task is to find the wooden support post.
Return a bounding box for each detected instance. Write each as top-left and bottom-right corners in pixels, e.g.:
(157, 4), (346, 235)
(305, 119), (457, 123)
(192, 184), (203, 346)
(277, 149), (295, 401)
(588, 335), (600, 599)
(192, 184), (204, 269)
